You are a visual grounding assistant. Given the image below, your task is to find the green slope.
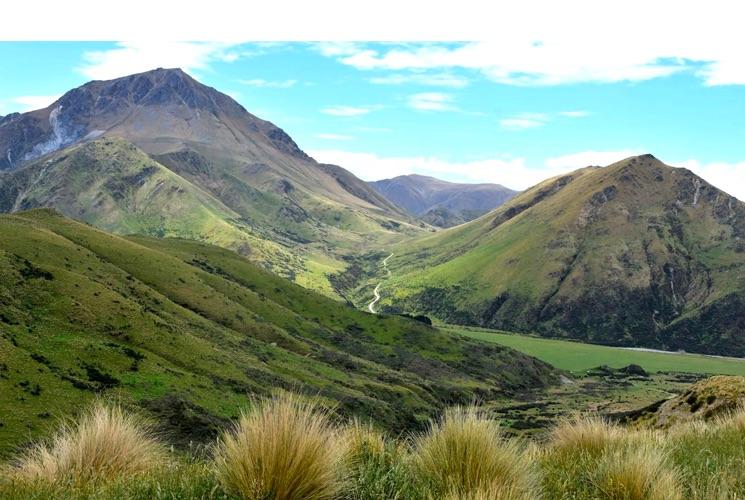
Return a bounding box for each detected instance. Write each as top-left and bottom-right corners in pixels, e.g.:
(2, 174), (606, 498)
(0, 138), (422, 299)
(0, 209), (557, 457)
(374, 155), (745, 355)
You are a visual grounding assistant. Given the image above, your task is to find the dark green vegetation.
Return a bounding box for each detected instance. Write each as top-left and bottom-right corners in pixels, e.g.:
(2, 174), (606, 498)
(0, 68), (421, 297)
(0, 209), (557, 457)
(379, 155), (745, 355)
(370, 174), (517, 228)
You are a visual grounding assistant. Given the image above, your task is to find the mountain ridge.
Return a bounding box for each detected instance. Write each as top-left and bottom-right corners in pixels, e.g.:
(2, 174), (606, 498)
(370, 174), (517, 227)
(376, 154), (745, 355)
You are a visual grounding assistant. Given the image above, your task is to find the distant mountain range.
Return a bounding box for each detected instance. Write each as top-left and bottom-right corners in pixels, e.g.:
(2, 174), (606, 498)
(0, 68), (418, 297)
(370, 174), (517, 227)
(377, 155), (745, 356)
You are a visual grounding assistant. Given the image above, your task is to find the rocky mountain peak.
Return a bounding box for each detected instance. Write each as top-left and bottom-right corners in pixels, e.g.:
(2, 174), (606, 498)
(56, 67), (231, 118)
(0, 68), (313, 170)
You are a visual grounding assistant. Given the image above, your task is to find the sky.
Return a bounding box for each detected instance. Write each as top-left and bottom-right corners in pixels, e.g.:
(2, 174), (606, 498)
(1, 40), (744, 199)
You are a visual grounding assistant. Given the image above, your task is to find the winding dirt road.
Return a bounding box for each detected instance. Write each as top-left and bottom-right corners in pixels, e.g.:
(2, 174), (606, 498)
(368, 253), (393, 314)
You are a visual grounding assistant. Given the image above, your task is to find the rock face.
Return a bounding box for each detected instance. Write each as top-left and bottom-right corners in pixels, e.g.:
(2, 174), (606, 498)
(370, 174), (517, 227)
(386, 155), (745, 356)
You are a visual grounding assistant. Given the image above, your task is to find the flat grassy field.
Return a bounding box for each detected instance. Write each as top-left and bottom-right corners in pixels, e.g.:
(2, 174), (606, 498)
(446, 325), (745, 375)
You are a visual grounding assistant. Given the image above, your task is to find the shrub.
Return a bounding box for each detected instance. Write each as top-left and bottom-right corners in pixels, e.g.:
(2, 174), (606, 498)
(12, 401), (165, 485)
(214, 393), (344, 500)
(412, 406), (536, 499)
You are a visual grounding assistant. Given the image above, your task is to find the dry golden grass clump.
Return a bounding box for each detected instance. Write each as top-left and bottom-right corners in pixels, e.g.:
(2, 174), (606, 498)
(713, 403), (745, 433)
(594, 442), (682, 500)
(342, 419), (387, 459)
(12, 402), (165, 485)
(413, 406), (536, 500)
(214, 393), (345, 500)
(548, 414), (624, 456)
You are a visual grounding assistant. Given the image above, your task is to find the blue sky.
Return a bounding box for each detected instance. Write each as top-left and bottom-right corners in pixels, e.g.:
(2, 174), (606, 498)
(1, 42), (743, 198)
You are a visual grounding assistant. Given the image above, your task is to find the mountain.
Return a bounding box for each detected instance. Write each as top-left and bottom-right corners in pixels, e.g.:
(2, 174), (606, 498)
(375, 155), (745, 356)
(0, 68), (418, 297)
(0, 209), (557, 457)
(370, 174), (517, 227)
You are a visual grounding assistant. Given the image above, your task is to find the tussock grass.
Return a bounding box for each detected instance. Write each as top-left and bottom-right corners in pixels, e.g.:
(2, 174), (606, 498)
(667, 404), (745, 498)
(340, 420), (424, 500)
(413, 406), (536, 500)
(342, 419), (387, 460)
(7, 392), (745, 499)
(593, 442), (681, 500)
(214, 393), (345, 500)
(548, 414), (624, 457)
(542, 415), (683, 499)
(0, 461), (227, 500)
(10, 402), (165, 486)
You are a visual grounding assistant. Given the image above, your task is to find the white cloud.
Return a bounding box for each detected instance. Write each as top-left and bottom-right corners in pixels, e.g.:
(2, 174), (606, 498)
(308, 149), (565, 189)
(559, 110), (591, 118)
(309, 148), (745, 200)
(77, 42), (239, 80)
(317, 7), (745, 87)
(675, 159), (745, 201)
(500, 113), (550, 130)
(316, 133), (353, 141)
(5, 95), (63, 113)
(314, 42), (363, 57)
(408, 92), (455, 111)
(321, 105), (376, 117)
(370, 72), (469, 88)
(239, 78), (297, 88)
(500, 111), (590, 130)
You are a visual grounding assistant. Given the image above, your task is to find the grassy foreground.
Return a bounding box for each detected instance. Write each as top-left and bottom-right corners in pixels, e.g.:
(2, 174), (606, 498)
(4, 393), (745, 499)
(447, 325), (745, 375)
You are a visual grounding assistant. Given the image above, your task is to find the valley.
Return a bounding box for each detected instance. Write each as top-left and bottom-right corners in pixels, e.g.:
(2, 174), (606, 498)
(0, 209), (558, 458)
(1, 63), (745, 499)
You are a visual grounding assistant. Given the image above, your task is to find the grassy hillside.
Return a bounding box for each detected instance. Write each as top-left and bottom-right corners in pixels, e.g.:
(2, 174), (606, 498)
(0, 209), (557, 458)
(376, 155), (745, 355)
(0, 138), (422, 299)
